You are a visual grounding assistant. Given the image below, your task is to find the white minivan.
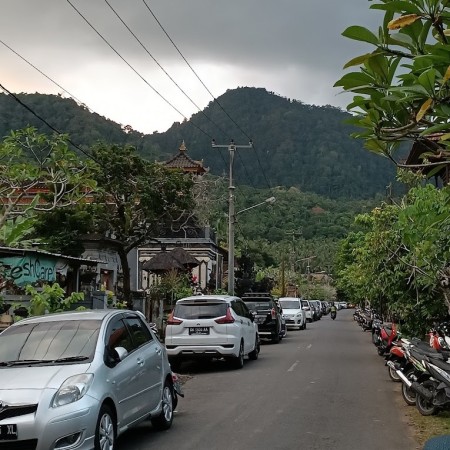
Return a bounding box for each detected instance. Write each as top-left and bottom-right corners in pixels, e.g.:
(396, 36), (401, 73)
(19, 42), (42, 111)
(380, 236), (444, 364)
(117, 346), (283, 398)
(165, 295), (260, 370)
(278, 297), (307, 330)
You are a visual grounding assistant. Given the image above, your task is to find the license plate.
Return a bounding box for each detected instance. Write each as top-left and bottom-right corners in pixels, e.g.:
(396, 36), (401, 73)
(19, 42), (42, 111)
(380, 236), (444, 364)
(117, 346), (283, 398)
(189, 327), (209, 335)
(0, 424), (18, 440)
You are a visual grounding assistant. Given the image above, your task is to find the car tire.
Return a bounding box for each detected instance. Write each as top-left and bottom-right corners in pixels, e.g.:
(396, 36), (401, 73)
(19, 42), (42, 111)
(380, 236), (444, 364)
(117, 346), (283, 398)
(151, 381), (174, 430)
(248, 336), (260, 360)
(231, 341), (245, 369)
(169, 357), (182, 372)
(94, 404), (116, 450)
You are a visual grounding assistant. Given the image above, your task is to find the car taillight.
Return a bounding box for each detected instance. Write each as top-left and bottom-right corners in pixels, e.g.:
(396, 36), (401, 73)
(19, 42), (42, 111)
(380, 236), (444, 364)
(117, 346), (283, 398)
(215, 307), (235, 324)
(167, 312), (183, 325)
(271, 308), (276, 319)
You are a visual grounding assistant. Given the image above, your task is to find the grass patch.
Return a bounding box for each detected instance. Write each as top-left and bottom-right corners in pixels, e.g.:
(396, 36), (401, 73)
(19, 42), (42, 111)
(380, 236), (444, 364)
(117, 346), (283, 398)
(405, 407), (450, 447)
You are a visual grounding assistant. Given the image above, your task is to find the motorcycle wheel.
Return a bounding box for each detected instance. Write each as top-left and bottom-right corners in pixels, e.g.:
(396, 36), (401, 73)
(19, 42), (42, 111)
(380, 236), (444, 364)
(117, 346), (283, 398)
(377, 346), (385, 356)
(401, 371), (417, 406)
(416, 380), (438, 416)
(388, 364), (401, 382)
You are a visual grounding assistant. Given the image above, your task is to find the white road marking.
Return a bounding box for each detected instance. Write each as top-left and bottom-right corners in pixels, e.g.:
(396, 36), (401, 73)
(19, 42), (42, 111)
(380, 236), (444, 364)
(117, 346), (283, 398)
(307, 344), (312, 349)
(288, 361), (300, 372)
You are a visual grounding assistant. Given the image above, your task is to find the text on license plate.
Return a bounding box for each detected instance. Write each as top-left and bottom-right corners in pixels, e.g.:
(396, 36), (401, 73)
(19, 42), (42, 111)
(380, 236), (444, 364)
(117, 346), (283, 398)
(189, 327), (209, 335)
(0, 424), (18, 440)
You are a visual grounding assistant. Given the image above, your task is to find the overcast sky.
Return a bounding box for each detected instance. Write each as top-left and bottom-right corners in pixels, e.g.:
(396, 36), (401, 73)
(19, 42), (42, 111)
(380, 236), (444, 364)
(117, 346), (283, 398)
(1, 0), (382, 134)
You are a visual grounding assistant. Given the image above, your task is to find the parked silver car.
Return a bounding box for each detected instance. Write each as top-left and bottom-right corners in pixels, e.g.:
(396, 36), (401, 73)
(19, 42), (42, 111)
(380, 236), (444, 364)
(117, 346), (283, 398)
(0, 309), (175, 450)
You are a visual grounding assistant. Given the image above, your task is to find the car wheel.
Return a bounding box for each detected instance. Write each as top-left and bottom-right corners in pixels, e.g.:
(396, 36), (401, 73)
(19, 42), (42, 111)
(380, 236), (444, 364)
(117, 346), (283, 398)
(248, 336), (260, 360)
(151, 381), (174, 430)
(231, 341), (245, 369)
(95, 404), (116, 450)
(169, 357), (182, 372)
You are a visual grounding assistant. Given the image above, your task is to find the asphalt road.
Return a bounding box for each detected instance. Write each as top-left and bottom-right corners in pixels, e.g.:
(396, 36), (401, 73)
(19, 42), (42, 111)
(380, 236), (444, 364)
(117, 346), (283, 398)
(117, 309), (418, 450)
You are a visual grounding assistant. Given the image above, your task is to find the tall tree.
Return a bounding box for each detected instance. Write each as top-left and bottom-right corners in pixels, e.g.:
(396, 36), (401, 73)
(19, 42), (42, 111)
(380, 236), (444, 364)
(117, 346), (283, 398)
(334, 0), (450, 172)
(0, 128), (96, 243)
(90, 144), (194, 306)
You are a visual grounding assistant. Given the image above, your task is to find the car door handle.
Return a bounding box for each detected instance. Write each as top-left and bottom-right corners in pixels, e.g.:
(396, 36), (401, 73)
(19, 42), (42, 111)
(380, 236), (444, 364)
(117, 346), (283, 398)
(155, 348), (162, 355)
(137, 358), (145, 367)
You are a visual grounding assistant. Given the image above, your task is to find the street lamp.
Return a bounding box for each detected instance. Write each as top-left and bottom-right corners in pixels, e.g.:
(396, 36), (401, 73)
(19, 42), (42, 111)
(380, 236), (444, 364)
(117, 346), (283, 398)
(228, 196), (276, 295)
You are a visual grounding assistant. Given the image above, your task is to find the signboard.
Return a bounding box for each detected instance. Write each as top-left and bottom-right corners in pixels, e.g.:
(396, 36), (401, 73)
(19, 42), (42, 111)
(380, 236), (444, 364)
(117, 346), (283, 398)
(0, 255), (57, 286)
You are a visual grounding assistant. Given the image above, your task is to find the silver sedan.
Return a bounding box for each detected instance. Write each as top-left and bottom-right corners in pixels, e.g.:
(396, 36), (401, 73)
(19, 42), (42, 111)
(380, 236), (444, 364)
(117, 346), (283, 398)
(0, 309), (175, 450)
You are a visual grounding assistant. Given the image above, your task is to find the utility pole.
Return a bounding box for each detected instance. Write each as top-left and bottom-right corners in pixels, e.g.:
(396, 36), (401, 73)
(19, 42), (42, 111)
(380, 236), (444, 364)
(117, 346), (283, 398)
(212, 139), (253, 295)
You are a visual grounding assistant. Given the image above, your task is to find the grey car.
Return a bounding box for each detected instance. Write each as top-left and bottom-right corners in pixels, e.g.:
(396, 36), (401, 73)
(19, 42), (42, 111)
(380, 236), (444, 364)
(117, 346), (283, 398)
(0, 309), (175, 450)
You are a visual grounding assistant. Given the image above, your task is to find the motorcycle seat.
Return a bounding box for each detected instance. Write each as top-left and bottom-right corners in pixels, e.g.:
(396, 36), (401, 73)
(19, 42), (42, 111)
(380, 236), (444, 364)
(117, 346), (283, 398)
(429, 358), (450, 372)
(410, 347), (443, 361)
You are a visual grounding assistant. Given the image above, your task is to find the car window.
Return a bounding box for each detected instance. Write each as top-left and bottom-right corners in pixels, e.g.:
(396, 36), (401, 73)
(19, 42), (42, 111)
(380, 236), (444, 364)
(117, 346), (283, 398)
(105, 318), (134, 353)
(242, 301), (271, 311)
(301, 300), (309, 307)
(279, 300), (301, 309)
(0, 320), (101, 363)
(173, 302), (227, 319)
(231, 300), (246, 317)
(124, 316), (152, 349)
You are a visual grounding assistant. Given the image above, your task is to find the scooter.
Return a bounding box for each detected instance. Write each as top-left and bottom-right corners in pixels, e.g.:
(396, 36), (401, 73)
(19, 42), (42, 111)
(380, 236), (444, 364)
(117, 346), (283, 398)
(376, 322), (398, 356)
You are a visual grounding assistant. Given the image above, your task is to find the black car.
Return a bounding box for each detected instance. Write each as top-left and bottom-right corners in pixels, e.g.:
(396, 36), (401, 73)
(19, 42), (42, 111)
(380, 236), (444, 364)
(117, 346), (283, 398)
(241, 292), (283, 343)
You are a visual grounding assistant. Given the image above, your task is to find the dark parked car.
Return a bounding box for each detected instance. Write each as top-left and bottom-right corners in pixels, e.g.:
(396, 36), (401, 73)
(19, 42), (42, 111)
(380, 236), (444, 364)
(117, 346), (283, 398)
(242, 293), (283, 343)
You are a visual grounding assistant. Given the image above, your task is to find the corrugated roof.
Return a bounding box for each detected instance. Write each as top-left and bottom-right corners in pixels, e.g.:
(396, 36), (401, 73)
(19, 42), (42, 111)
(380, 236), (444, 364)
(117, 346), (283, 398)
(0, 246), (104, 265)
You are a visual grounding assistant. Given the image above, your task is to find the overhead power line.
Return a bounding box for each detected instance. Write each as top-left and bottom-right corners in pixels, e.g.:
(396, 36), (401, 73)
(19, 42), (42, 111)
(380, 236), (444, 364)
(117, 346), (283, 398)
(142, 0), (273, 190)
(103, 0), (228, 140)
(65, 0), (212, 139)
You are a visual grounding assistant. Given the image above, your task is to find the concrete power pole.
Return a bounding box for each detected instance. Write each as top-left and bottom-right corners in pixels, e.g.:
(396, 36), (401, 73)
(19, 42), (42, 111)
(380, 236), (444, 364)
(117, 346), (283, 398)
(212, 139), (253, 295)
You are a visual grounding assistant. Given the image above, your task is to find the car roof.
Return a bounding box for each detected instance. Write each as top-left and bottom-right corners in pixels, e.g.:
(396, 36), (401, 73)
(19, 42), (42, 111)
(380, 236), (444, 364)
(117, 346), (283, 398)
(9, 309), (130, 326)
(176, 294), (241, 304)
(279, 297), (301, 301)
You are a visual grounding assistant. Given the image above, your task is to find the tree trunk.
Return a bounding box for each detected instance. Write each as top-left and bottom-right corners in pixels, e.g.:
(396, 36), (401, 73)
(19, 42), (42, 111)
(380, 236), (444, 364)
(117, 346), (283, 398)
(117, 247), (132, 309)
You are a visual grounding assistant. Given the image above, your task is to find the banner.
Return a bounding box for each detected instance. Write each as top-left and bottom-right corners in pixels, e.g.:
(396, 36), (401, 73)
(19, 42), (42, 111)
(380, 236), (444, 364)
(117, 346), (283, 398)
(0, 255), (57, 286)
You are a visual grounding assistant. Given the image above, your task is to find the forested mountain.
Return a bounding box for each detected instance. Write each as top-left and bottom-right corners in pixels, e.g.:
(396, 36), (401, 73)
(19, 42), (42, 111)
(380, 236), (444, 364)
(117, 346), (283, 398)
(0, 87), (397, 199)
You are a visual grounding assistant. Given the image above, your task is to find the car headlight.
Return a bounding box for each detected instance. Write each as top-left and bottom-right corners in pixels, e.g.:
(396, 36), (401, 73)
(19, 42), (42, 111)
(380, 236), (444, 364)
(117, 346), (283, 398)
(52, 374), (94, 408)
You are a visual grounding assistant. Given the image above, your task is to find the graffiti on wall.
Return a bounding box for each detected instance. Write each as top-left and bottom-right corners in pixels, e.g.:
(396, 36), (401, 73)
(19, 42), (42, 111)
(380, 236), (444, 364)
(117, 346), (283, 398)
(0, 255), (57, 286)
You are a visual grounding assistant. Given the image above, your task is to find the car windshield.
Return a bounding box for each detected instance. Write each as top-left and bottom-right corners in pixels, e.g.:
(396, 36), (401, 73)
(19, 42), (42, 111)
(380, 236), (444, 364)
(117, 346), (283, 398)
(279, 300), (300, 309)
(174, 302), (228, 319)
(0, 319), (101, 365)
(242, 301), (271, 312)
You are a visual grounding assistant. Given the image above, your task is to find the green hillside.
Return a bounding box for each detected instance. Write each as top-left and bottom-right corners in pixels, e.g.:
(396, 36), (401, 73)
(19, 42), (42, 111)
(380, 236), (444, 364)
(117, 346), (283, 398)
(0, 87), (397, 199)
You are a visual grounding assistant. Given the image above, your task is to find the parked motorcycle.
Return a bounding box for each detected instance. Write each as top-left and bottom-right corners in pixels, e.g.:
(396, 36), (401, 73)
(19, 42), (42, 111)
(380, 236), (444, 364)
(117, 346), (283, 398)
(411, 357), (450, 416)
(376, 322), (399, 356)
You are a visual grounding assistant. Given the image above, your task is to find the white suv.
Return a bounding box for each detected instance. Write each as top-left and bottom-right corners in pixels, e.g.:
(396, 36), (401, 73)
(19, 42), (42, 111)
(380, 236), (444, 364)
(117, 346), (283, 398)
(165, 295), (260, 370)
(278, 297), (307, 330)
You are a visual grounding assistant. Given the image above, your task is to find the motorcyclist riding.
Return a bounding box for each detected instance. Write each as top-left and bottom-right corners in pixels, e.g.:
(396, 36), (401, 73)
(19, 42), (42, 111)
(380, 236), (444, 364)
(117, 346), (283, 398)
(330, 302), (337, 320)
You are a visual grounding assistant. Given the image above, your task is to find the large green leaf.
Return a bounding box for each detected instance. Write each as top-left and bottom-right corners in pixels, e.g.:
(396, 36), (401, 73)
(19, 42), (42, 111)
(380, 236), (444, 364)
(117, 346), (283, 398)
(342, 26), (380, 45)
(418, 68), (437, 95)
(333, 72), (374, 89)
(419, 122), (450, 135)
(343, 52), (382, 69)
(370, 1), (422, 15)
